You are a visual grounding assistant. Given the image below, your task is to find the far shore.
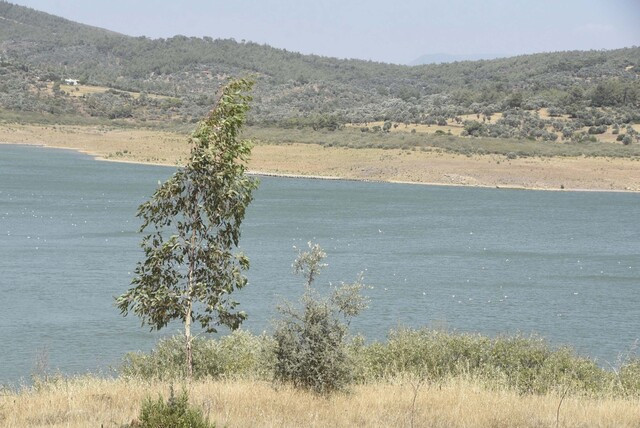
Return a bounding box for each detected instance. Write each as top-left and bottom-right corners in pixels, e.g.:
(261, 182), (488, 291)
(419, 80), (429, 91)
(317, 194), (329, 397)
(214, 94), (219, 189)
(1, 123), (640, 193)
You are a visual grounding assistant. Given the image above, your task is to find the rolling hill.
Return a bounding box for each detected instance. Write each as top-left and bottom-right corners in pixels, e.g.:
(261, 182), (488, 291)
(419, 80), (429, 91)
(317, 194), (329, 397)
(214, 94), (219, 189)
(0, 1), (638, 145)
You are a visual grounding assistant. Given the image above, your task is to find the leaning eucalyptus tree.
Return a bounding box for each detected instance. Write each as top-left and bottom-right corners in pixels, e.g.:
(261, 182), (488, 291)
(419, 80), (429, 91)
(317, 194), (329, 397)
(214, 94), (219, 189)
(116, 78), (257, 378)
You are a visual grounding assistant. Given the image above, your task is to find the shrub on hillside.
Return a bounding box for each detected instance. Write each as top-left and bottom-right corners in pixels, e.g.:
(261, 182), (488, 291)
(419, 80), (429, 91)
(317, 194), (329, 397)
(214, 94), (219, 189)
(619, 357), (640, 395)
(273, 242), (368, 394)
(120, 330), (274, 380)
(118, 324), (640, 397)
(130, 387), (214, 428)
(353, 329), (611, 395)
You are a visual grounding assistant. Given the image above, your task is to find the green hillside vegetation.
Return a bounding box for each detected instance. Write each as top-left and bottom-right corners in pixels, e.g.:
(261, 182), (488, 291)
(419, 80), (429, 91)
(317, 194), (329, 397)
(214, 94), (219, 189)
(1, 1), (639, 151)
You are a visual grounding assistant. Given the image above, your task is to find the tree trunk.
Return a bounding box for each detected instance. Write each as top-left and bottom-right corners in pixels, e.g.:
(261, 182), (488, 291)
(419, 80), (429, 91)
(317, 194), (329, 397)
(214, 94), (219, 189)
(185, 301), (193, 379)
(185, 242), (194, 378)
(185, 190), (197, 379)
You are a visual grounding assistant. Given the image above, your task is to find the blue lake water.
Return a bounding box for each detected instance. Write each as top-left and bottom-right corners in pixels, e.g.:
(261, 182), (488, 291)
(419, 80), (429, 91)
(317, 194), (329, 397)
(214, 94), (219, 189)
(1, 144), (639, 384)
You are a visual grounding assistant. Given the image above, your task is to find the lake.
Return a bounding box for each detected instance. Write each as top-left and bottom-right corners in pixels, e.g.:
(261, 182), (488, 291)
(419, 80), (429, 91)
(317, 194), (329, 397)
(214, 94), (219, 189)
(1, 144), (639, 384)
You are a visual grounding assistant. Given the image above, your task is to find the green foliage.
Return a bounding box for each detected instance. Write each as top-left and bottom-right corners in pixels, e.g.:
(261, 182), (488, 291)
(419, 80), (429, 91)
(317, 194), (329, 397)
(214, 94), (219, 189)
(353, 329), (611, 395)
(619, 358), (640, 395)
(117, 78), (256, 332)
(116, 78), (258, 376)
(121, 328), (640, 398)
(590, 80), (639, 107)
(462, 120), (486, 136)
(588, 125), (607, 134)
(273, 242), (368, 394)
(133, 387), (214, 428)
(505, 92), (524, 108)
(120, 330), (274, 380)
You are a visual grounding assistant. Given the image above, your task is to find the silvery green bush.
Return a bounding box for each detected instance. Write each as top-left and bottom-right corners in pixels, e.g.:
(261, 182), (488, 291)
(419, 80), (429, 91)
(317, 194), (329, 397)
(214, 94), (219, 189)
(273, 242), (368, 394)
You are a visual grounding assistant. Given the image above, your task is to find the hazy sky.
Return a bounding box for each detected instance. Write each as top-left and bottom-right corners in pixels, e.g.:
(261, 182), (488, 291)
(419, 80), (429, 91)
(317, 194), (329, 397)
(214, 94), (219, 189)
(8, 0), (640, 64)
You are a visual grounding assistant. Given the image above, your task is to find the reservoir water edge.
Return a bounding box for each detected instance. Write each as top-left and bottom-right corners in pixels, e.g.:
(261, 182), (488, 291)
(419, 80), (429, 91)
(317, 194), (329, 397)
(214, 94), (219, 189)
(1, 144), (638, 384)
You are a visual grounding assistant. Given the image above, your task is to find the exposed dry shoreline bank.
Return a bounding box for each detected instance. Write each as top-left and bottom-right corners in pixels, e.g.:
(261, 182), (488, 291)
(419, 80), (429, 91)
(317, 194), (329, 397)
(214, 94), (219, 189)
(1, 124), (639, 192)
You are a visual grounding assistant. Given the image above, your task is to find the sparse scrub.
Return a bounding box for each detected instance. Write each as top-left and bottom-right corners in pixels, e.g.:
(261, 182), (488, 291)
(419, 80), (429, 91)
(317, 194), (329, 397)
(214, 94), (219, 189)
(130, 386), (214, 428)
(245, 126), (640, 159)
(354, 329), (618, 396)
(272, 242), (368, 394)
(618, 358), (640, 396)
(120, 330), (274, 380)
(119, 327), (640, 399)
(3, 329), (640, 426)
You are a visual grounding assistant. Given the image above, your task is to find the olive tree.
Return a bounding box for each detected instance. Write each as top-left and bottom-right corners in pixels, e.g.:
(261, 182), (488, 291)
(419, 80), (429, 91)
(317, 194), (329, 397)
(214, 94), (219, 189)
(116, 78), (257, 377)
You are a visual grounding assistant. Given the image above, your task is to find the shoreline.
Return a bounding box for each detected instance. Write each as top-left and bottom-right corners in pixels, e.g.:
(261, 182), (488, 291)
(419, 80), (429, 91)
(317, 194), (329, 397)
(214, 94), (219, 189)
(2, 139), (639, 194)
(250, 169), (640, 193)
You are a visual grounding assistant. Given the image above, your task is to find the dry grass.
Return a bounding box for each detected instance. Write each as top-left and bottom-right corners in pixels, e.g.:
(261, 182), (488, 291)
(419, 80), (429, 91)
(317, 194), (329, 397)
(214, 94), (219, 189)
(57, 83), (114, 97)
(347, 112), (639, 146)
(1, 123), (640, 191)
(536, 108), (640, 144)
(346, 120), (465, 136)
(0, 123), (188, 165)
(572, 124), (640, 144)
(538, 108), (572, 120)
(2, 377), (639, 427)
(48, 83), (172, 100)
(346, 114), (505, 137)
(248, 143), (640, 191)
(457, 112), (505, 122)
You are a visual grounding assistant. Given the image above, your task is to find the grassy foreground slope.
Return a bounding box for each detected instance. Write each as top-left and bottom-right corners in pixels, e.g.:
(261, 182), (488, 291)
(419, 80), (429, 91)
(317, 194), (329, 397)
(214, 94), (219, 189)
(3, 328), (640, 427)
(3, 377), (640, 427)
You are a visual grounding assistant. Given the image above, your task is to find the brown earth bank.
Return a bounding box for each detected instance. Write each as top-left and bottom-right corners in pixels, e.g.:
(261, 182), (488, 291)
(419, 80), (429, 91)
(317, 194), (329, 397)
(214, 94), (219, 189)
(2, 377), (639, 428)
(1, 124), (639, 192)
